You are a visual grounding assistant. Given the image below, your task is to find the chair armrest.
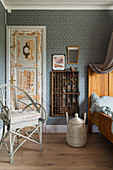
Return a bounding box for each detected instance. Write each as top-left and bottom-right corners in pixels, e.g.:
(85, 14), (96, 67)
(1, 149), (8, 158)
(39, 118), (45, 124)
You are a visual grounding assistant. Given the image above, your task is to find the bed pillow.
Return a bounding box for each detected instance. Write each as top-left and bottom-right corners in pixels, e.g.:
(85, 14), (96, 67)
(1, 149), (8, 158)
(91, 95), (113, 114)
(91, 93), (113, 133)
(101, 96), (113, 100)
(91, 92), (100, 104)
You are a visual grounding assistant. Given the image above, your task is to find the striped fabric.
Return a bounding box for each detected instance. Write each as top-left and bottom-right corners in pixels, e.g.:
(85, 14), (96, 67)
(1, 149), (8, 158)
(10, 110), (41, 130)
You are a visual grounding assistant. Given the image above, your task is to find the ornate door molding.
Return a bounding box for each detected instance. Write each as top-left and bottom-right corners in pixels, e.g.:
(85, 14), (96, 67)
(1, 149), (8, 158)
(6, 26), (46, 131)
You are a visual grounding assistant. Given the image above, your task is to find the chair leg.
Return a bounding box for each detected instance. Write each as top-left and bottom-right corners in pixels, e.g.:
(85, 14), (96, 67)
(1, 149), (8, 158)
(39, 125), (42, 152)
(0, 124), (6, 150)
(9, 132), (14, 164)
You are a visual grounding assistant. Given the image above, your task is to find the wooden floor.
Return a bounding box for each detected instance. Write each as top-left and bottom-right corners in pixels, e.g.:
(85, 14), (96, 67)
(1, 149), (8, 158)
(0, 133), (113, 170)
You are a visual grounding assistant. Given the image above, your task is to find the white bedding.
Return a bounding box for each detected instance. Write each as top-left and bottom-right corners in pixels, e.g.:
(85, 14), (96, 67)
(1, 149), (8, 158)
(91, 92), (113, 133)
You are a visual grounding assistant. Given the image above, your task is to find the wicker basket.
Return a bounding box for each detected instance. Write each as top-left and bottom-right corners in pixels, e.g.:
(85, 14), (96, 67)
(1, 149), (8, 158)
(66, 113), (87, 147)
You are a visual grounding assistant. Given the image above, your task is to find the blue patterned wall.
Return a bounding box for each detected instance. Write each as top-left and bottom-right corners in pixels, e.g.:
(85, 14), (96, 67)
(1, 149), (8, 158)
(0, 2), (5, 129)
(7, 10), (113, 125)
(0, 2), (5, 86)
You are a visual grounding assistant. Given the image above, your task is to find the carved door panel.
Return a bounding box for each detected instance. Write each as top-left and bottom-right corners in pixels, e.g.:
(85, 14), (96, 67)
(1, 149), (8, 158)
(10, 29), (43, 109)
(16, 68), (37, 108)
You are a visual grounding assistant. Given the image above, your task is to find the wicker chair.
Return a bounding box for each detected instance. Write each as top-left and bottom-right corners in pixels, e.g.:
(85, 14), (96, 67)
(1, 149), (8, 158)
(0, 84), (47, 163)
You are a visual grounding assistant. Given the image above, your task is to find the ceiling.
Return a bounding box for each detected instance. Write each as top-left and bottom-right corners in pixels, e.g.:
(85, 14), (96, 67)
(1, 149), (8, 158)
(1, 0), (113, 12)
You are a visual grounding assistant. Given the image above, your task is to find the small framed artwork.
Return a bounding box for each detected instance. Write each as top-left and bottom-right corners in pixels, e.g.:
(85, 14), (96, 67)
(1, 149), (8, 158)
(52, 54), (65, 70)
(67, 46), (79, 64)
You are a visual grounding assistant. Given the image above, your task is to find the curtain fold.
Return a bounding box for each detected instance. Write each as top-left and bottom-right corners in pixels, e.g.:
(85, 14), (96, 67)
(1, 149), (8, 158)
(89, 32), (113, 74)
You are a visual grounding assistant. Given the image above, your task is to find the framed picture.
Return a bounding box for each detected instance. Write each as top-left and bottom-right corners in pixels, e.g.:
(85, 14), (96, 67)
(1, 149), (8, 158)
(52, 54), (65, 70)
(67, 46), (79, 64)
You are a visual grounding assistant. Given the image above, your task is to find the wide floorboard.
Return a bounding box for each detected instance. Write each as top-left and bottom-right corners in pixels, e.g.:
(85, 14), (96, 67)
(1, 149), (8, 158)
(0, 133), (113, 170)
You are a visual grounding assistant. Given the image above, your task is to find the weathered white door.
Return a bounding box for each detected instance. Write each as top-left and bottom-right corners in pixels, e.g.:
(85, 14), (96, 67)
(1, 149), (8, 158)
(6, 26), (46, 125)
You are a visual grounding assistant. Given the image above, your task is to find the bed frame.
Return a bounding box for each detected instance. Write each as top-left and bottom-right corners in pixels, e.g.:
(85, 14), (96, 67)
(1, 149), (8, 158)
(88, 67), (113, 143)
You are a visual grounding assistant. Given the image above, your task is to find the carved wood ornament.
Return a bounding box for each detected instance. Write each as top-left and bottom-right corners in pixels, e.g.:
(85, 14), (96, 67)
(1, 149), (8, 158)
(23, 42), (30, 59)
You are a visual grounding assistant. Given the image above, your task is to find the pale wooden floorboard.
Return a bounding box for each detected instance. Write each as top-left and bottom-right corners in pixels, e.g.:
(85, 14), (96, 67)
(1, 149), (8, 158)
(0, 133), (113, 170)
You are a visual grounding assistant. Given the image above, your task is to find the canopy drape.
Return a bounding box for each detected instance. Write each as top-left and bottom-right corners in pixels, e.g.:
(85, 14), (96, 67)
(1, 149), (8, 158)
(89, 32), (113, 74)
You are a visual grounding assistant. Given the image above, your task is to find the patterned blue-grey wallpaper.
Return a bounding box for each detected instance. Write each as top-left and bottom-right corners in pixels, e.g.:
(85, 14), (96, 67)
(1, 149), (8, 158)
(0, 2), (5, 86)
(7, 10), (113, 125)
(0, 2), (5, 129)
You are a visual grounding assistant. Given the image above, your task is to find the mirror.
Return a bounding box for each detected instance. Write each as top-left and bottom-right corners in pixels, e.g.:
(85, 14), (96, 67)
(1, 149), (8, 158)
(67, 46), (79, 64)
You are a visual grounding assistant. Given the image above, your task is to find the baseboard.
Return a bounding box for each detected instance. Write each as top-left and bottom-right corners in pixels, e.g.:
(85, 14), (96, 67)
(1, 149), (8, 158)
(45, 124), (99, 133)
(45, 125), (67, 133)
(92, 125), (99, 132)
(0, 125), (99, 137)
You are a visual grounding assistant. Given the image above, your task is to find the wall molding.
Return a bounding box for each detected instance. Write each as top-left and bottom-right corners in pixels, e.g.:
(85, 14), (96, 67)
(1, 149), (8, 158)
(0, 124), (99, 138)
(1, 0), (113, 12)
(45, 124), (99, 133)
(0, 0), (7, 10)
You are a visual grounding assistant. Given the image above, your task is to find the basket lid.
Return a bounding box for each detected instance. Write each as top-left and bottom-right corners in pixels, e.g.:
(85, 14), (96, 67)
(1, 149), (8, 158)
(69, 113), (84, 125)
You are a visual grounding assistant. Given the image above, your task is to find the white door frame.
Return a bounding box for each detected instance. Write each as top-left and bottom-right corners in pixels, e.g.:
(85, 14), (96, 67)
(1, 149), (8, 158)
(6, 26), (46, 131)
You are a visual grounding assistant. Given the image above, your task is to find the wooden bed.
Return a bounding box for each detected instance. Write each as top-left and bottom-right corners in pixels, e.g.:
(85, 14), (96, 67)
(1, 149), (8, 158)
(88, 67), (113, 143)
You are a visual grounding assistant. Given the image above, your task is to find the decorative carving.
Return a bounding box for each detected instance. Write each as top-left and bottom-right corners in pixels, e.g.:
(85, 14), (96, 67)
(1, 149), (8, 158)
(23, 42), (30, 59)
